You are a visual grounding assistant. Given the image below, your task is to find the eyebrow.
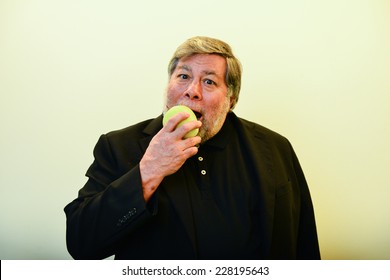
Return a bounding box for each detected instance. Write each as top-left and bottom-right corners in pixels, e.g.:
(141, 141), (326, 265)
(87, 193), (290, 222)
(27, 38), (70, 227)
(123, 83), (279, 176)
(177, 65), (191, 72)
(203, 70), (217, 76)
(177, 65), (219, 76)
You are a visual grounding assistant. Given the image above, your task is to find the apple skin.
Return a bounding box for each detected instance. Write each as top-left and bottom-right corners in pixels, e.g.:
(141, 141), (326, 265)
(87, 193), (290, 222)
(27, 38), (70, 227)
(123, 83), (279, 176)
(162, 105), (199, 138)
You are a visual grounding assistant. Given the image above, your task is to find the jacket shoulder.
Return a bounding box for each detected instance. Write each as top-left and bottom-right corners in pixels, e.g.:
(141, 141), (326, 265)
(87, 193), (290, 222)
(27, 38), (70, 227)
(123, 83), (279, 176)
(90, 116), (162, 170)
(235, 116), (289, 144)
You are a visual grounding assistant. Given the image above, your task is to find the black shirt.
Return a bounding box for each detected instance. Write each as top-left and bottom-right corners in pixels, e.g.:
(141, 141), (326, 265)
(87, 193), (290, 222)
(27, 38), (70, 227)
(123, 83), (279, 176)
(177, 117), (262, 259)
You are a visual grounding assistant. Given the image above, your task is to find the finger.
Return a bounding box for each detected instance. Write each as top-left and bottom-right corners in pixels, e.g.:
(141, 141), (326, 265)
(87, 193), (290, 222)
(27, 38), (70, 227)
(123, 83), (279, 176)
(174, 120), (202, 139)
(163, 112), (190, 132)
(181, 145), (199, 159)
(181, 135), (202, 150)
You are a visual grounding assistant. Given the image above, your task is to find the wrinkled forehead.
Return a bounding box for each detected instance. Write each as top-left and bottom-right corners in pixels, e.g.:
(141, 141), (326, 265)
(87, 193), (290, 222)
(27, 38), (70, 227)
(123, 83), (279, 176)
(174, 54), (227, 75)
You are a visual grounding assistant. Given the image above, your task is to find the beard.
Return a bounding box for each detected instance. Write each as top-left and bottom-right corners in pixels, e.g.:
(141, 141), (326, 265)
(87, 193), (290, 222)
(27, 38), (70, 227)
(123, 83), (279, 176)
(197, 97), (231, 143)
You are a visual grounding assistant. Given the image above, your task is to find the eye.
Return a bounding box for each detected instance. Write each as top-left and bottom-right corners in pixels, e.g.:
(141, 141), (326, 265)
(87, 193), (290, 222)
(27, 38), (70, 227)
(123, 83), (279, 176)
(204, 79), (216, 85)
(178, 74), (189, 80)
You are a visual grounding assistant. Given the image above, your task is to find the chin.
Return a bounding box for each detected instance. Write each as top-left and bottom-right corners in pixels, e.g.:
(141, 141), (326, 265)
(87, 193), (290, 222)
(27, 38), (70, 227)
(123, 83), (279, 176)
(198, 127), (218, 144)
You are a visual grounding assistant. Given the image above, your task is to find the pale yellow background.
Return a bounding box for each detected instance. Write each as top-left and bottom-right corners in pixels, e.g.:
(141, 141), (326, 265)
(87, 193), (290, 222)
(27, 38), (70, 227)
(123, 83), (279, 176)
(1, 0), (389, 259)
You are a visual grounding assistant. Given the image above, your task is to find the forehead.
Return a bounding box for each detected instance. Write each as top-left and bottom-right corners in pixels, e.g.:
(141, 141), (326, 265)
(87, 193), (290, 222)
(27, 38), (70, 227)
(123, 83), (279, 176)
(176, 54), (226, 75)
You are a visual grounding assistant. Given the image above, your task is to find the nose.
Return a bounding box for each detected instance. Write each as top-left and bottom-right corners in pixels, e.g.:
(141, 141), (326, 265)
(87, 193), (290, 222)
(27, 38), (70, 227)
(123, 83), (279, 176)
(185, 80), (202, 100)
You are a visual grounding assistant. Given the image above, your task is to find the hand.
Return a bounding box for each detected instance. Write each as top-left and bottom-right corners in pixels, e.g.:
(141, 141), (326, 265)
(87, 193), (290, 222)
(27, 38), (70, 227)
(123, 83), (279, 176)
(139, 112), (202, 202)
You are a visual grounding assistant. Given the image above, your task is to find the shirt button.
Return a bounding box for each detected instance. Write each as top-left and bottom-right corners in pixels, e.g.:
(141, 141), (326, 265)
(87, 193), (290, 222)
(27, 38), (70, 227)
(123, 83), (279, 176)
(198, 156), (203, 162)
(201, 170), (206, 175)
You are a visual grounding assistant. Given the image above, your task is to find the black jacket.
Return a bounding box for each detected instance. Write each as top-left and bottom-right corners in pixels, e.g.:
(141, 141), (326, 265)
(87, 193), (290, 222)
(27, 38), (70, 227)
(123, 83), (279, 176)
(64, 112), (320, 259)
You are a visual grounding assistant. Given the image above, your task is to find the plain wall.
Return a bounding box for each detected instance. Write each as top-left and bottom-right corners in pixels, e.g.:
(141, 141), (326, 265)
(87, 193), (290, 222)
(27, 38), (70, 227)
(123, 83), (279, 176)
(1, 0), (389, 259)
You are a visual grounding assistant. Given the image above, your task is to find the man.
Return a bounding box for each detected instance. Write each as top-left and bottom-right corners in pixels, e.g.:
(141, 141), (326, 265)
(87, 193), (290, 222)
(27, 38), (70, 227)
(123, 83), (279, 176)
(64, 36), (320, 260)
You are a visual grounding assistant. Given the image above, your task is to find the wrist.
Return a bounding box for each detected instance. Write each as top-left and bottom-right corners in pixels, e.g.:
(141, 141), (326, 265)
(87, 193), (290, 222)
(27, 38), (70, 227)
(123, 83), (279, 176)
(139, 159), (164, 202)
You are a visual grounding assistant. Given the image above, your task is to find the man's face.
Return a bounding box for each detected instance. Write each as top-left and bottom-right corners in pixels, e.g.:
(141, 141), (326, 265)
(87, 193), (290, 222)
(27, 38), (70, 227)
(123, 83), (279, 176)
(164, 54), (232, 143)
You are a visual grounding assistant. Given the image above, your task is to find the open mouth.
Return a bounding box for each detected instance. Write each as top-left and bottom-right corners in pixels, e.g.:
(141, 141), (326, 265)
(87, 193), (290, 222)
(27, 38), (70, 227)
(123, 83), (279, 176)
(193, 110), (202, 121)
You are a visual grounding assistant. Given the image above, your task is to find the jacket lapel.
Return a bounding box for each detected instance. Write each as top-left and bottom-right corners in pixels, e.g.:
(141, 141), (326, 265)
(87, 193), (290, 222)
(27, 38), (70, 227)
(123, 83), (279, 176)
(236, 116), (277, 258)
(139, 115), (163, 152)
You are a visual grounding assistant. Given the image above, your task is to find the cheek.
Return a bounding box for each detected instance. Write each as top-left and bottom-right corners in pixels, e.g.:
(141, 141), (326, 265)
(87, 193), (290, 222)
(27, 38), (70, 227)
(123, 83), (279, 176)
(166, 84), (179, 100)
(203, 103), (223, 123)
(207, 95), (229, 112)
(167, 81), (186, 96)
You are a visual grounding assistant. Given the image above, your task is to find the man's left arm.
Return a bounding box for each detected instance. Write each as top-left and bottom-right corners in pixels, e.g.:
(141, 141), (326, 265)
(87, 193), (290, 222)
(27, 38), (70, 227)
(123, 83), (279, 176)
(289, 143), (321, 259)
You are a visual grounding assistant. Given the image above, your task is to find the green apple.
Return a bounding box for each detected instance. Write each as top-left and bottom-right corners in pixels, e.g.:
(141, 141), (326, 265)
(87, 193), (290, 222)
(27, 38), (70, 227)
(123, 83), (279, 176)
(162, 105), (199, 138)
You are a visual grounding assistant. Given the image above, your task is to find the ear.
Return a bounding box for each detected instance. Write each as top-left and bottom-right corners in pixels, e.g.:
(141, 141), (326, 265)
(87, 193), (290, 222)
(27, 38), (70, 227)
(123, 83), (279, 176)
(229, 95), (235, 109)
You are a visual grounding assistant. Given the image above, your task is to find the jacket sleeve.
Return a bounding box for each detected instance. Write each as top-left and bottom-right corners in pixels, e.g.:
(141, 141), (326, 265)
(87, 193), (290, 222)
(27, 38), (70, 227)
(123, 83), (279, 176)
(64, 134), (157, 259)
(267, 137), (321, 260)
(289, 143), (321, 260)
